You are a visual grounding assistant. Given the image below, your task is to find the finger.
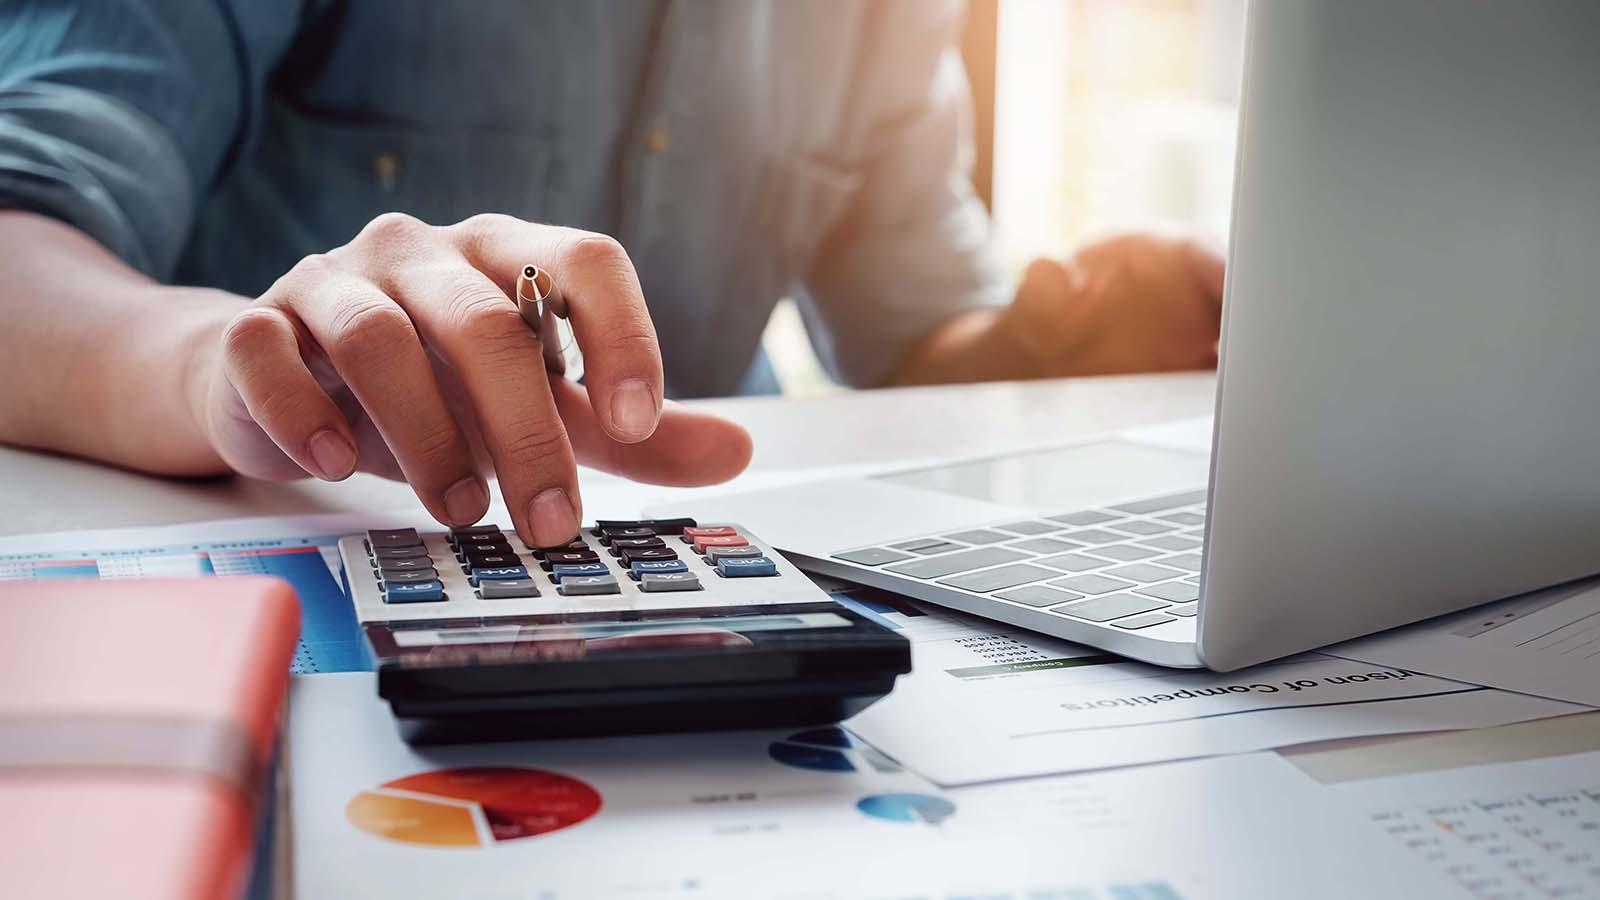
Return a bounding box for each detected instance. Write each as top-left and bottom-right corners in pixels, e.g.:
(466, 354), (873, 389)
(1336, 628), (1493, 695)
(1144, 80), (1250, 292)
(269, 254), (489, 526)
(549, 379), (752, 486)
(218, 305), (357, 481)
(375, 252), (582, 547)
(452, 215), (664, 444)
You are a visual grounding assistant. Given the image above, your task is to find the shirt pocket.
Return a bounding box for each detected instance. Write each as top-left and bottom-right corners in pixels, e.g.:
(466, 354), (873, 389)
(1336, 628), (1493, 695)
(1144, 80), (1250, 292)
(761, 154), (865, 280)
(258, 101), (559, 243)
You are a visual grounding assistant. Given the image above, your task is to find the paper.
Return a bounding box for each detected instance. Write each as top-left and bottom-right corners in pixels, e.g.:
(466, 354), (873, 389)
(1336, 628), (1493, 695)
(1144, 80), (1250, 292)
(1331, 576), (1600, 708)
(1323, 749), (1600, 899)
(838, 593), (1585, 786)
(288, 672), (1448, 900)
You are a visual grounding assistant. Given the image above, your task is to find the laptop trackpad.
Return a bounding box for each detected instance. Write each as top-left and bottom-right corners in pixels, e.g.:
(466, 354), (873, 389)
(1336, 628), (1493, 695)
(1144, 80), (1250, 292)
(875, 440), (1210, 513)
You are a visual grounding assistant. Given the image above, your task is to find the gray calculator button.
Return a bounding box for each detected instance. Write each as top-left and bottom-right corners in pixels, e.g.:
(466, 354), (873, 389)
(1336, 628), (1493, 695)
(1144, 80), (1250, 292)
(993, 585), (1085, 607)
(889, 538), (949, 553)
(1009, 537), (1083, 555)
(1048, 573), (1137, 595)
(367, 528), (422, 549)
(1035, 552), (1113, 572)
(1139, 534), (1201, 552)
(1160, 553), (1204, 572)
(832, 547), (913, 566)
(943, 529), (1010, 545)
(1135, 581), (1199, 603)
(1052, 593), (1168, 622)
(938, 563), (1057, 593)
(1110, 490), (1208, 515)
(885, 547), (1028, 579)
(1106, 520), (1176, 536)
(1046, 510), (1118, 527)
(1165, 602), (1199, 617)
(1158, 512), (1207, 527)
(1103, 563), (1185, 583)
(1113, 612), (1178, 630)
(640, 572), (703, 592)
(480, 578), (542, 599)
(557, 575), (622, 596)
(906, 540), (965, 555)
(1088, 544), (1161, 562)
(380, 568), (439, 584)
(994, 521), (1058, 536)
(707, 545), (765, 562)
(1060, 528), (1123, 545)
(379, 556), (435, 573)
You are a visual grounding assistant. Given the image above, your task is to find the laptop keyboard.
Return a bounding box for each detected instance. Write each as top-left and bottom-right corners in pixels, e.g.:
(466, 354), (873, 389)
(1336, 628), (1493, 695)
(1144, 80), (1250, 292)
(831, 489), (1207, 630)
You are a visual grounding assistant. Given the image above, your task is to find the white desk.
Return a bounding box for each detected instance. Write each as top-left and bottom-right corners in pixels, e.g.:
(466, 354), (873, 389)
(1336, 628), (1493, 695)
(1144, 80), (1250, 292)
(2, 371), (1594, 778)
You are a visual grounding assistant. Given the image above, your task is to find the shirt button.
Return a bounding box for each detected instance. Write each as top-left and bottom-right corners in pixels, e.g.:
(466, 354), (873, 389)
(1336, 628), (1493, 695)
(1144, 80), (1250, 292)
(646, 120), (670, 155)
(373, 152), (399, 191)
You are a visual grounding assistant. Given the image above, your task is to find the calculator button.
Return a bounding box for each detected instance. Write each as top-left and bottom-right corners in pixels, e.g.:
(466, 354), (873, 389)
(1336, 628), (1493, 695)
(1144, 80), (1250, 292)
(705, 545), (765, 563)
(592, 518), (697, 536)
(607, 536), (666, 552)
(558, 575), (622, 595)
(717, 556), (778, 577)
(619, 547), (679, 565)
(640, 572), (703, 592)
(549, 562), (611, 581)
(384, 580), (445, 602)
(367, 528), (422, 549)
(541, 550), (601, 568)
(630, 559), (690, 577)
(831, 547), (913, 566)
(452, 532), (508, 547)
(682, 525), (739, 540)
(1051, 593), (1167, 622)
(692, 535), (749, 553)
(460, 552), (520, 570)
(531, 539), (590, 557)
(379, 556), (435, 573)
(450, 525), (502, 536)
(470, 565), (531, 584)
(380, 568), (440, 584)
(373, 544), (430, 561)
(599, 526), (657, 542)
(479, 578), (542, 599)
(884, 547), (1027, 579)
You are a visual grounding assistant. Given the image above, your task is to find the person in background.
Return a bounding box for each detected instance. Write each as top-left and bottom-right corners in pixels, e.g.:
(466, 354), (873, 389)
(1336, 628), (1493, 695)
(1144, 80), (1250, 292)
(0, 1), (1223, 547)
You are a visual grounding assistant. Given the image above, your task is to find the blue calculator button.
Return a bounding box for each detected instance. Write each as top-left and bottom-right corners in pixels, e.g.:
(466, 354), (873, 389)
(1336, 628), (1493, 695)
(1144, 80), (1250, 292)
(385, 580), (445, 602)
(716, 556), (778, 577)
(470, 565), (530, 585)
(550, 561), (611, 581)
(630, 559), (689, 578)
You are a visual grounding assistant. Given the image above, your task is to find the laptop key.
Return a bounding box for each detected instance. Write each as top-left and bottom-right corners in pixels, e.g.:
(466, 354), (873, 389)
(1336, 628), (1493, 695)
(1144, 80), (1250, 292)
(994, 520), (1058, 536)
(1046, 510), (1119, 527)
(1049, 573), (1137, 595)
(1135, 581), (1200, 603)
(906, 540), (965, 555)
(938, 563), (1057, 593)
(888, 538), (951, 553)
(1113, 612), (1178, 630)
(1060, 528), (1124, 545)
(1103, 563), (1185, 583)
(1164, 602), (1199, 617)
(1035, 552), (1114, 572)
(832, 547), (914, 567)
(943, 529), (1010, 545)
(1087, 544), (1161, 562)
(1052, 593), (1167, 622)
(1138, 534), (1201, 552)
(1106, 519), (1176, 536)
(885, 547), (1028, 579)
(1160, 553), (1204, 572)
(1158, 512), (1207, 527)
(1009, 537), (1084, 555)
(993, 585), (1086, 607)
(1110, 490), (1208, 515)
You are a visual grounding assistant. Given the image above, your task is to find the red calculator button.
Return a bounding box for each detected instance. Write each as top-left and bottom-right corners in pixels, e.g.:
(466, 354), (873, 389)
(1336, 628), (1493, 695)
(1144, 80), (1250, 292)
(683, 526), (739, 540)
(692, 534), (749, 553)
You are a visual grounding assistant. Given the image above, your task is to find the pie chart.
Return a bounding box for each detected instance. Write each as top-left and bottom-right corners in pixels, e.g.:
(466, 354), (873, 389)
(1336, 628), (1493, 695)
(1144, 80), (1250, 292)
(346, 766), (602, 847)
(856, 793), (956, 826)
(767, 727), (904, 775)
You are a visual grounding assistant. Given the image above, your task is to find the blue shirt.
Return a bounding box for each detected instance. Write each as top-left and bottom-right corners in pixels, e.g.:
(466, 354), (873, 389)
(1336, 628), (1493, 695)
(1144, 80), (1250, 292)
(0, 0), (1003, 395)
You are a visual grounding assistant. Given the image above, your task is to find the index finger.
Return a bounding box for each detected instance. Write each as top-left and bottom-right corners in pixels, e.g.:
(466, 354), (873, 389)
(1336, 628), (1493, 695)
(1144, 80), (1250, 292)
(451, 215), (664, 444)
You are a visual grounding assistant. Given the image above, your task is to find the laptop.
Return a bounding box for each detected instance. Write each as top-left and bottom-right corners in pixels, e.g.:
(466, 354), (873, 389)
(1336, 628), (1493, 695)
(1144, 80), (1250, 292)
(651, 0), (1600, 671)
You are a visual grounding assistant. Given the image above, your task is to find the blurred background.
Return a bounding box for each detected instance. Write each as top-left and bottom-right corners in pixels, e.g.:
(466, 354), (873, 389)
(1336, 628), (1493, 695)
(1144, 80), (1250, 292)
(765, 0), (1248, 396)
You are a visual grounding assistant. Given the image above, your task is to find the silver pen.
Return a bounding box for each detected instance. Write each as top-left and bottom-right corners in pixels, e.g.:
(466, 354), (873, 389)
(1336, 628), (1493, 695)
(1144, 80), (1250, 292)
(517, 264), (583, 379)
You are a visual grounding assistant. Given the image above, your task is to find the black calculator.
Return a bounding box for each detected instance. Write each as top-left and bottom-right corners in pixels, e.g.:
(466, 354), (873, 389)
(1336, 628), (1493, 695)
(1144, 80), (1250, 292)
(339, 519), (911, 744)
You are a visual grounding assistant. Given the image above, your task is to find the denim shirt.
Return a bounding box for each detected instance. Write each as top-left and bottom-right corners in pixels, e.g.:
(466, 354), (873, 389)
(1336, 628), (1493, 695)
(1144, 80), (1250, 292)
(0, 0), (1003, 396)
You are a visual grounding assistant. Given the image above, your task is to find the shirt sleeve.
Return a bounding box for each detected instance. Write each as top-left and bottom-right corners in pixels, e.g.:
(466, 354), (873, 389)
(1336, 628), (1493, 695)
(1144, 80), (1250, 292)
(797, 0), (1008, 388)
(0, 1), (287, 279)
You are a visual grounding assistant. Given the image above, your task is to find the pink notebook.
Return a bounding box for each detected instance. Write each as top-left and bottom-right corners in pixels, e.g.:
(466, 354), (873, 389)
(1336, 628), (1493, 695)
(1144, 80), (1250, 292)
(0, 577), (300, 900)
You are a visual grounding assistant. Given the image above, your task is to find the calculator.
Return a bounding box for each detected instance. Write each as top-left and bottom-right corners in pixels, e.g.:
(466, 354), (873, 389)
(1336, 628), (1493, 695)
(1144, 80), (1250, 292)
(338, 518), (911, 744)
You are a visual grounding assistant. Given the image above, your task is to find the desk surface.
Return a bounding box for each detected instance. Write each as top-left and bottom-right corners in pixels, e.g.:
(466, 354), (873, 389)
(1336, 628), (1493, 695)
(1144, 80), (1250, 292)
(3, 371), (1593, 775)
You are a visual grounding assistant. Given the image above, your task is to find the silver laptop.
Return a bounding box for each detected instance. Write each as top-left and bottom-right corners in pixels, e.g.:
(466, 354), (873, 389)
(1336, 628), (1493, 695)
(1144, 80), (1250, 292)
(652, 0), (1600, 671)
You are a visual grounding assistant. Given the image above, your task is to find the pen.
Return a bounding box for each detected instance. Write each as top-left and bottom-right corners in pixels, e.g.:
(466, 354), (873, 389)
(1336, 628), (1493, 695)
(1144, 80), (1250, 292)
(517, 264), (583, 379)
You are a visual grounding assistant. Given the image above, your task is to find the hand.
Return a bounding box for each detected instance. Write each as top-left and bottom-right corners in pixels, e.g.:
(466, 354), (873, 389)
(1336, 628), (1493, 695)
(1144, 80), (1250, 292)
(200, 212), (752, 546)
(1002, 233), (1225, 376)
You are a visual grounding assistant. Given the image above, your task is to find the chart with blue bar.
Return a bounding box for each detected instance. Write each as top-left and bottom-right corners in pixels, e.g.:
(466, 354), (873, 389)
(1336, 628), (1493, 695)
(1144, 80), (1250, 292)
(0, 536), (366, 673)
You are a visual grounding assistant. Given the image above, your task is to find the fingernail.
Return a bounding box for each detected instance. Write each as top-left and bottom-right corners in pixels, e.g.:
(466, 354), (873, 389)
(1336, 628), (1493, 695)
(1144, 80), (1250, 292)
(442, 477), (488, 526)
(307, 430), (356, 480)
(527, 488), (578, 548)
(609, 379), (659, 442)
